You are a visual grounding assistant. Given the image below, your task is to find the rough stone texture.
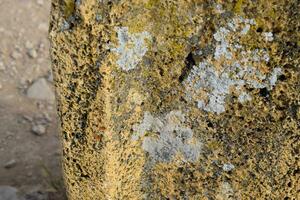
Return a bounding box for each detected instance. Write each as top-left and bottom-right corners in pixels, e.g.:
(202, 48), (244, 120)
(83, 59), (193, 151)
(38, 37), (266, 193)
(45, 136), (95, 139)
(49, 0), (299, 199)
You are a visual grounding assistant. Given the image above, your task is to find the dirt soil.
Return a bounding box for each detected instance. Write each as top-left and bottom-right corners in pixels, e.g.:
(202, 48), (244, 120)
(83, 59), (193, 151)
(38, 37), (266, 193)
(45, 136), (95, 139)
(0, 0), (66, 199)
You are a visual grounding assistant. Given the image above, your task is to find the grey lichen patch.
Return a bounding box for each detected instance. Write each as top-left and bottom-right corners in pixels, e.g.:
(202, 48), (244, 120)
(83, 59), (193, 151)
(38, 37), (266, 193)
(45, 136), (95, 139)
(132, 111), (202, 163)
(111, 27), (152, 71)
(262, 32), (274, 42)
(214, 4), (225, 14)
(238, 92), (252, 103)
(61, 20), (71, 31)
(216, 182), (235, 200)
(222, 163), (235, 172)
(268, 67), (282, 88)
(184, 16), (282, 114)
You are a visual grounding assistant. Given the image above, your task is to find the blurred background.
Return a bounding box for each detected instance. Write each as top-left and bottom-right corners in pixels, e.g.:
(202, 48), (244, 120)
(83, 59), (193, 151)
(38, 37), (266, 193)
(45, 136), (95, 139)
(0, 0), (66, 199)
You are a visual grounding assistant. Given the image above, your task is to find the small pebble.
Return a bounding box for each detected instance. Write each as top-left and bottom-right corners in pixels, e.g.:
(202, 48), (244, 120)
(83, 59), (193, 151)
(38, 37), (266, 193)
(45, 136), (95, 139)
(47, 71), (53, 82)
(28, 49), (38, 58)
(38, 42), (45, 50)
(0, 186), (19, 200)
(11, 51), (22, 60)
(43, 113), (52, 123)
(31, 124), (46, 136)
(25, 41), (34, 49)
(38, 23), (48, 32)
(4, 159), (17, 169)
(5, 131), (14, 137)
(37, 0), (44, 5)
(23, 115), (33, 122)
(26, 78), (55, 101)
(27, 171), (33, 177)
(0, 62), (5, 71)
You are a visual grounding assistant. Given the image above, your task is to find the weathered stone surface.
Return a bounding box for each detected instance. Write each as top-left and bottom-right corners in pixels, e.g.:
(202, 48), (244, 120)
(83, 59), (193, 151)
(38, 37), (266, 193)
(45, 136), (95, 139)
(49, 0), (299, 199)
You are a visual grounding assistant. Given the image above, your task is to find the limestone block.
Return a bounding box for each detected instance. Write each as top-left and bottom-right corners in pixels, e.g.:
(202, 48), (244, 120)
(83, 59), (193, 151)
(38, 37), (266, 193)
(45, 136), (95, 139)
(49, 0), (299, 199)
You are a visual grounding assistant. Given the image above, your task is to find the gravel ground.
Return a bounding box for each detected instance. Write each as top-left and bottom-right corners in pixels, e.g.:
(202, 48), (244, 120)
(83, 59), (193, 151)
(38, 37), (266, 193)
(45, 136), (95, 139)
(0, 0), (66, 199)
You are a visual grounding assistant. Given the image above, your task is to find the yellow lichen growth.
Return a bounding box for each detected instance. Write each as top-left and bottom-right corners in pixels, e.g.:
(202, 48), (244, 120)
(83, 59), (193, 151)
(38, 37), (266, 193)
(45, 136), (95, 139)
(64, 0), (75, 18)
(50, 0), (299, 199)
(233, 0), (244, 14)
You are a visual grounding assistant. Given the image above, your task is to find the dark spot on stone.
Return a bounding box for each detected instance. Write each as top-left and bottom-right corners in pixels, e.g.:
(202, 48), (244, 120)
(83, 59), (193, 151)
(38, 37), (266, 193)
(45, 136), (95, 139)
(283, 64), (295, 69)
(272, 27), (282, 34)
(179, 190), (186, 197)
(117, 97), (122, 104)
(179, 52), (195, 83)
(237, 103), (243, 110)
(177, 167), (184, 173)
(158, 67), (164, 76)
(81, 113), (88, 129)
(293, 168), (299, 175)
(107, 1), (113, 8)
(256, 27), (263, 32)
(278, 74), (287, 81)
(286, 41), (297, 48)
(179, 96), (187, 103)
(63, 131), (68, 140)
(289, 103), (299, 119)
(207, 121), (214, 128)
(81, 174), (90, 178)
(73, 132), (86, 145)
(75, 163), (90, 179)
(259, 88), (269, 98)
(75, 132), (84, 140)
(255, 127), (263, 132)
(220, 11), (233, 18)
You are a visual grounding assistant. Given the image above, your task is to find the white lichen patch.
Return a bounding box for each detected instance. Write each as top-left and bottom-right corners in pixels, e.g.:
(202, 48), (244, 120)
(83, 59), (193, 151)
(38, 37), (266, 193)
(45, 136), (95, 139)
(222, 163), (235, 172)
(184, 16), (282, 114)
(132, 111), (202, 163)
(268, 67), (282, 88)
(216, 182), (235, 200)
(214, 4), (225, 14)
(238, 92), (252, 103)
(111, 27), (152, 71)
(263, 32), (274, 42)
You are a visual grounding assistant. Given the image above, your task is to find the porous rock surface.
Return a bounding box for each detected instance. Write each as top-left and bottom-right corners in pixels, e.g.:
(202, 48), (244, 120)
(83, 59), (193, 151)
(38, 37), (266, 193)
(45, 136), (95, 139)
(49, 0), (299, 199)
